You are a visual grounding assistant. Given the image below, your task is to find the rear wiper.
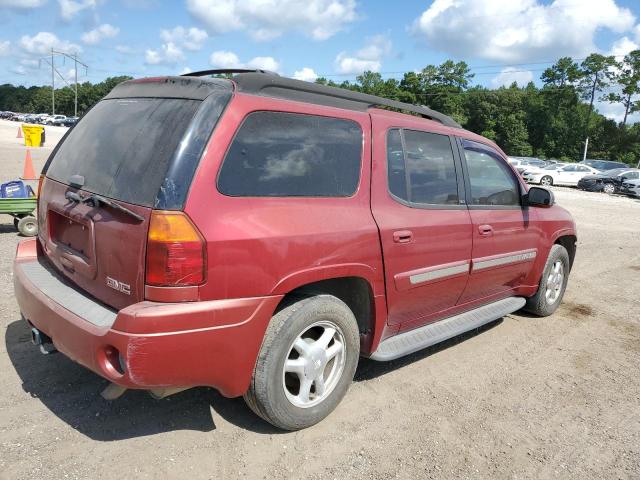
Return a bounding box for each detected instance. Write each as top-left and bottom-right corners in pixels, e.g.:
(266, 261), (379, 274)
(65, 191), (144, 222)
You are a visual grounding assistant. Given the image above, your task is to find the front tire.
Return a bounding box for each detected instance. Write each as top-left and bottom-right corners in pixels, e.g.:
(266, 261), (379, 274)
(244, 295), (360, 430)
(540, 176), (553, 186)
(603, 183), (615, 194)
(524, 244), (570, 316)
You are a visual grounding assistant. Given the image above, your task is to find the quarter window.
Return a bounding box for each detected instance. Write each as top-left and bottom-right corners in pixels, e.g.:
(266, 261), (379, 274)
(462, 140), (520, 206)
(218, 111), (362, 197)
(386, 129), (460, 206)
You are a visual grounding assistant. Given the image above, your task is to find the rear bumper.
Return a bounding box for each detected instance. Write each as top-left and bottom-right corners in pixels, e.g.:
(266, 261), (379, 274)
(13, 239), (283, 397)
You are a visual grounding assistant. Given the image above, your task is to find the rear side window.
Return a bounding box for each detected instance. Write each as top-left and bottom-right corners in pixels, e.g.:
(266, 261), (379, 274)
(217, 112), (362, 197)
(47, 98), (202, 207)
(386, 128), (460, 206)
(462, 139), (520, 206)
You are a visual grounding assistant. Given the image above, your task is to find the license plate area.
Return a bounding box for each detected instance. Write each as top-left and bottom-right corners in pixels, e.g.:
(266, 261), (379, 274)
(46, 208), (97, 279)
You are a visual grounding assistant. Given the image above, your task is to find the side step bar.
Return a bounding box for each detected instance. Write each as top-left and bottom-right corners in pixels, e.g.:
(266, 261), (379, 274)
(370, 297), (526, 361)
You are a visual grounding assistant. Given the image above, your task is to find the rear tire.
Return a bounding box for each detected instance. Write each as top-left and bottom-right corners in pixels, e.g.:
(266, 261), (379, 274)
(244, 295), (360, 431)
(17, 215), (37, 237)
(540, 176), (553, 186)
(524, 244), (570, 316)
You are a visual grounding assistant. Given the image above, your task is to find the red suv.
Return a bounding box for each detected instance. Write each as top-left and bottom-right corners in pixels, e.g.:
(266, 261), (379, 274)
(13, 71), (577, 430)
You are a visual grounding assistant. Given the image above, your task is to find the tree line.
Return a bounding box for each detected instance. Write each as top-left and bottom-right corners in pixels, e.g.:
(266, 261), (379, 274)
(1, 51), (639, 164)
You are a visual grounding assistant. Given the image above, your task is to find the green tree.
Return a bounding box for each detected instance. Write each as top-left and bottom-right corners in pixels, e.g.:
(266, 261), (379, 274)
(604, 50), (640, 127)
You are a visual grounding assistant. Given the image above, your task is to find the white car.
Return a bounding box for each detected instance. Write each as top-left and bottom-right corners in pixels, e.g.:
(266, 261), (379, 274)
(521, 162), (567, 177)
(620, 178), (640, 197)
(523, 164), (600, 186)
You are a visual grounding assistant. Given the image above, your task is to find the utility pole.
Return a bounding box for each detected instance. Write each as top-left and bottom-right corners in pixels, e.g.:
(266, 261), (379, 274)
(582, 137), (589, 162)
(40, 50), (88, 116)
(51, 48), (55, 115)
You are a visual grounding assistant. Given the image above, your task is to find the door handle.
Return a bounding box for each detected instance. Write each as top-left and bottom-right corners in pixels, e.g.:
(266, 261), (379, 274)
(478, 224), (493, 236)
(393, 230), (413, 243)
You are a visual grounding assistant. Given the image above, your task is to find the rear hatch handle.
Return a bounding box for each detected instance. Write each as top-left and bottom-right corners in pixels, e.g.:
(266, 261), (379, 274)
(65, 191), (144, 222)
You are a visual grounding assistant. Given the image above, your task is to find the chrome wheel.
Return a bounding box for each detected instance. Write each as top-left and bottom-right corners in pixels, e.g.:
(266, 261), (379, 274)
(282, 321), (346, 408)
(603, 183), (615, 194)
(545, 260), (564, 304)
(541, 176), (553, 186)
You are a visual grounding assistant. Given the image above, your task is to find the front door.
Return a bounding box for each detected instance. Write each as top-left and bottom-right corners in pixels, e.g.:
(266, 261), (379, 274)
(456, 139), (540, 304)
(370, 120), (472, 329)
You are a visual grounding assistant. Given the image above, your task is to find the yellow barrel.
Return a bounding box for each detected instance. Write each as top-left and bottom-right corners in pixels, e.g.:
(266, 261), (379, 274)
(21, 125), (45, 147)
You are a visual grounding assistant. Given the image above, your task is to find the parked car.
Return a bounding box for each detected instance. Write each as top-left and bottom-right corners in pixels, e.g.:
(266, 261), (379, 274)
(14, 71), (577, 430)
(524, 163), (599, 186)
(515, 159), (548, 174)
(620, 178), (640, 197)
(580, 159), (628, 171)
(577, 168), (640, 194)
(521, 163), (567, 183)
(46, 114), (66, 125)
(60, 116), (79, 127)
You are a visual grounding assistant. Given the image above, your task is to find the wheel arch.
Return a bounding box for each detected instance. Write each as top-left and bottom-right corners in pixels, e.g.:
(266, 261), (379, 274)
(273, 276), (379, 354)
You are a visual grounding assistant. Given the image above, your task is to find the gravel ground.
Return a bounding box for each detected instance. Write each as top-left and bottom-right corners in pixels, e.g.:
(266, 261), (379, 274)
(0, 118), (639, 480)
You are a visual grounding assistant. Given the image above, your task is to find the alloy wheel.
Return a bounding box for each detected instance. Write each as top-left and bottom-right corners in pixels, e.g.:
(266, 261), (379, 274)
(282, 321), (346, 408)
(545, 260), (564, 304)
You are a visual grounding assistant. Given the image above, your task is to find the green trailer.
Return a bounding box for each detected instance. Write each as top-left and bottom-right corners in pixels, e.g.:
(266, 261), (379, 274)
(0, 197), (37, 236)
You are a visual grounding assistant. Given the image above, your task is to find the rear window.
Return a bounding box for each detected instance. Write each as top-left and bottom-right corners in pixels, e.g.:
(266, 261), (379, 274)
(217, 111), (362, 197)
(47, 98), (201, 207)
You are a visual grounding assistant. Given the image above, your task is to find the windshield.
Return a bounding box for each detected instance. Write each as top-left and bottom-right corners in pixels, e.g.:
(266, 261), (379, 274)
(605, 168), (629, 176)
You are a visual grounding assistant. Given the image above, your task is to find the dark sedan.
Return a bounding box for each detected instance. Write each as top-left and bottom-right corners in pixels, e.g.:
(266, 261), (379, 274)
(577, 168), (640, 194)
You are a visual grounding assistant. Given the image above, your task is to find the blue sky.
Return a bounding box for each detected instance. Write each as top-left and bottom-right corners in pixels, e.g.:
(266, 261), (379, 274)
(1, 0), (640, 120)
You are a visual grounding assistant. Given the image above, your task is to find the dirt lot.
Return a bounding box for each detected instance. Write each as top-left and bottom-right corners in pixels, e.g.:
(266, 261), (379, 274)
(0, 118), (639, 479)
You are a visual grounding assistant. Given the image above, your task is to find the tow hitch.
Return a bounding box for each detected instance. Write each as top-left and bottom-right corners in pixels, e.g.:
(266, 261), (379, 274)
(31, 327), (57, 355)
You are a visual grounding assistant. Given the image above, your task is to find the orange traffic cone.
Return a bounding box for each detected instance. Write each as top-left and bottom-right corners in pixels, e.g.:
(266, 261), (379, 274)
(16, 126), (23, 139)
(21, 150), (37, 181)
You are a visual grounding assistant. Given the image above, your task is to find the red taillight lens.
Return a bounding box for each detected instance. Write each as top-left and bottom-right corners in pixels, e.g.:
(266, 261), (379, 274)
(37, 174), (44, 197)
(145, 211), (206, 287)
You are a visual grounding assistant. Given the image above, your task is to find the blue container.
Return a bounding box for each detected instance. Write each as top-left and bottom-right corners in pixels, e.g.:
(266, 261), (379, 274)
(1, 180), (34, 198)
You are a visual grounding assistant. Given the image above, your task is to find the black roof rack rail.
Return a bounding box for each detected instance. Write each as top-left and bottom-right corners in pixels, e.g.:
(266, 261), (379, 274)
(231, 72), (462, 129)
(182, 68), (280, 77)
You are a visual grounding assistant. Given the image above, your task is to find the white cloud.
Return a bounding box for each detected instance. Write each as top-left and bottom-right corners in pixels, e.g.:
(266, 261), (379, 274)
(492, 67), (534, 87)
(160, 26), (208, 51)
(293, 67), (318, 82)
(0, 0), (46, 7)
(58, 0), (98, 21)
(0, 41), (10, 56)
(209, 50), (241, 68)
(19, 32), (81, 55)
(145, 42), (184, 65)
(334, 35), (391, 74)
(179, 66), (192, 75)
(246, 56), (279, 72)
(187, 0), (357, 41)
(209, 50), (280, 72)
(81, 24), (119, 45)
(11, 65), (28, 75)
(413, 0), (637, 62)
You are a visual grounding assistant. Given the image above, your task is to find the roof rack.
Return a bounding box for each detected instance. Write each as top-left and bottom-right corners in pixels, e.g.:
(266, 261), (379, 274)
(181, 68), (280, 77)
(181, 70), (461, 129)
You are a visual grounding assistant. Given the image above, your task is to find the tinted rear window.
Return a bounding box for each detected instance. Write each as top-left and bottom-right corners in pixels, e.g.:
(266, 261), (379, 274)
(217, 111), (362, 197)
(47, 98), (201, 206)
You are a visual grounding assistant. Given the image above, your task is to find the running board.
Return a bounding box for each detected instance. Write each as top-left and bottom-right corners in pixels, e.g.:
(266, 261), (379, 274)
(370, 297), (526, 361)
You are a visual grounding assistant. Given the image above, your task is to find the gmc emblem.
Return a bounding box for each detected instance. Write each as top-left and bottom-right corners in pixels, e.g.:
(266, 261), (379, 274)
(106, 276), (131, 295)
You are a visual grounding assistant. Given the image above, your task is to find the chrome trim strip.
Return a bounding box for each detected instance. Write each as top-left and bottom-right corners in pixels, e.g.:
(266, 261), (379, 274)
(409, 262), (469, 285)
(473, 250), (537, 271)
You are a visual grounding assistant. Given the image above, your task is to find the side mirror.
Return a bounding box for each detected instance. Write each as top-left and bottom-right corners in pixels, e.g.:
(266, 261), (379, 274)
(526, 186), (554, 208)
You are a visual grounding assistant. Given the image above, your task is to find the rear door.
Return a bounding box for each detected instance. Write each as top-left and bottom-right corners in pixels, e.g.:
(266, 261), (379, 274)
(38, 79), (231, 310)
(370, 117), (472, 329)
(456, 139), (540, 304)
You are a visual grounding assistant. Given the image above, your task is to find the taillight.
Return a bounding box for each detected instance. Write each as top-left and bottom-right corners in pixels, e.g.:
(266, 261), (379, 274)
(37, 174), (44, 197)
(145, 211), (206, 287)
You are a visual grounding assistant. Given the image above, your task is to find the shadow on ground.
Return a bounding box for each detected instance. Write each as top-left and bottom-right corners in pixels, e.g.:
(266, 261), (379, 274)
(6, 317), (503, 440)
